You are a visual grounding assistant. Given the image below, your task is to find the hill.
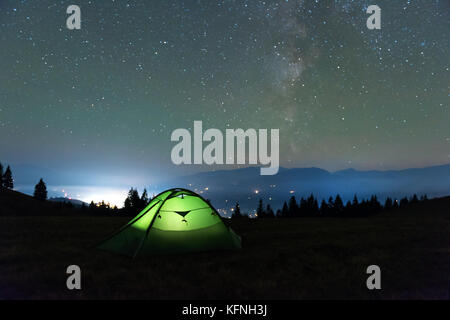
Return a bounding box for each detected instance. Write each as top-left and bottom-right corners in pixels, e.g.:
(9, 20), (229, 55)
(0, 189), (84, 216)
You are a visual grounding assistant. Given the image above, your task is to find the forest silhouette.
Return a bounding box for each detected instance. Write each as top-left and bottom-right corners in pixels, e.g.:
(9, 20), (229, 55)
(0, 161), (430, 218)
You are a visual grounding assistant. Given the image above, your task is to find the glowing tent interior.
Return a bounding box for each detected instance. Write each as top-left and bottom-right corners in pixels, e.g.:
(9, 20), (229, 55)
(97, 188), (242, 257)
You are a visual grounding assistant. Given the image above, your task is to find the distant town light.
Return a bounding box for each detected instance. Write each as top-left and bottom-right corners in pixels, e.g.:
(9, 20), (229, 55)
(254, 190), (259, 194)
(290, 190), (295, 194)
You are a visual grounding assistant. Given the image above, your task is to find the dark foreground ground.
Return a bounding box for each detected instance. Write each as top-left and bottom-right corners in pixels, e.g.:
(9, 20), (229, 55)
(0, 197), (449, 299)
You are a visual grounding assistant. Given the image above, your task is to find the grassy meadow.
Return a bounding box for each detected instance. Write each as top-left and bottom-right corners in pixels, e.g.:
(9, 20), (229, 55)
(1, 197), (449, 299)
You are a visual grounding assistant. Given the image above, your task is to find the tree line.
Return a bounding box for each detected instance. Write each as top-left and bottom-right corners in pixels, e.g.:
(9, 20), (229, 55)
(0, 162), (49, 201)
(79, 188), (150, 216)
(232, 193), (428, 218)
(0, 162), (431, 219)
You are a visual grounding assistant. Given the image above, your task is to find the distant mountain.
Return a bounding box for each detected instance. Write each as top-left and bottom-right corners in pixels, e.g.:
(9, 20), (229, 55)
(6, 162), (450, 214)
(156, 164), (450, 213)
(48, 197), (87, 207)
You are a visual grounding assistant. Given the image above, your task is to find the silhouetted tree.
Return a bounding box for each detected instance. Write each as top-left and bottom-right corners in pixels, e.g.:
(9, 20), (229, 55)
(281, 201), (289, 217)
(89, 201), (96, 210)
(233, 202), (243, 218)
(299, 197), (307, 216)
(384, 197), (393, 210)
(257, 199), (265, 218)
(320, 199), (329, 216)
(33, 178), (47, 201)
(345, 200), (352, 215)
(3, 165), (13, 190)
(360, 199), (368, 213)
(392, 199), (399, 209)
(124, 197), (131, 210)
(141, 188), (149, 206)
(266, 204), (275, 218)
(399, 197), (409, 208)
(327, 196), (335, 215)
(352, 195), (359, 207)
(310, 195), (319, 216)
(349, 195), (359, 216)
(130, 189), (140, 207)
(314, 198), (320, 214)
(98, 200), (110, 209)
(410, 194), (419, 204)
(369, 195), (382, 214)
(288, 196), (298, 217)
(124, 188), (141, 214)
(334, 195), (344, 216)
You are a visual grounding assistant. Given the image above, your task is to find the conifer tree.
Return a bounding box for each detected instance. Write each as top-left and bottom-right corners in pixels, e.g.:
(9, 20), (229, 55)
(3, 165), (13, 189)
(233, 202), (243, 218)
(288, 196), (298, 217)
(33, 178), (47, 201)
(320, 199), (329, 216)
(327, 196), (335, 214)
(257, 199), (264, 218)
(384, 197), (393, 210)
(141, 188), (149, 207)
(334, 194), (344, 215)
(266, 204), (274, 218)
(281, 201), (289, 217)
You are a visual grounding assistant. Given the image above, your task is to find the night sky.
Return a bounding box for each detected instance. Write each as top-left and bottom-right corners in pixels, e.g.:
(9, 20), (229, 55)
(0, 0), (449, 204)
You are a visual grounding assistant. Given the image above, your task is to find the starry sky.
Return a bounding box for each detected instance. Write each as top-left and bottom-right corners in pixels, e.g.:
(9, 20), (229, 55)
(0, 0), (449, 198)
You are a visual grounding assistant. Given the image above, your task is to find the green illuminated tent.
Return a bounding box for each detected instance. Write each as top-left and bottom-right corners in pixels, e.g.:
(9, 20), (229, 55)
(97, 188), (241, 257)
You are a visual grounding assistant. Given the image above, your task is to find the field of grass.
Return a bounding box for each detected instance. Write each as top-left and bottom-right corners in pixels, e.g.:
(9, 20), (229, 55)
(1, 199), (449, 299)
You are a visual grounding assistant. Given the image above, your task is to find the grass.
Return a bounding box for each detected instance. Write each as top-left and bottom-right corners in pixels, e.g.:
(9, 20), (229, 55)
(1, 206), (449, 299)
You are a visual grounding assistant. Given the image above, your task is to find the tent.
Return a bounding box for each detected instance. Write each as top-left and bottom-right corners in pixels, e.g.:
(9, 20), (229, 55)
(97, 188), (242, 257)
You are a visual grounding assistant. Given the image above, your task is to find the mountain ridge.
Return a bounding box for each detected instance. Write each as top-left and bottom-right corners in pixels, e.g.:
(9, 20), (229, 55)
(156, 163), (450, 212)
